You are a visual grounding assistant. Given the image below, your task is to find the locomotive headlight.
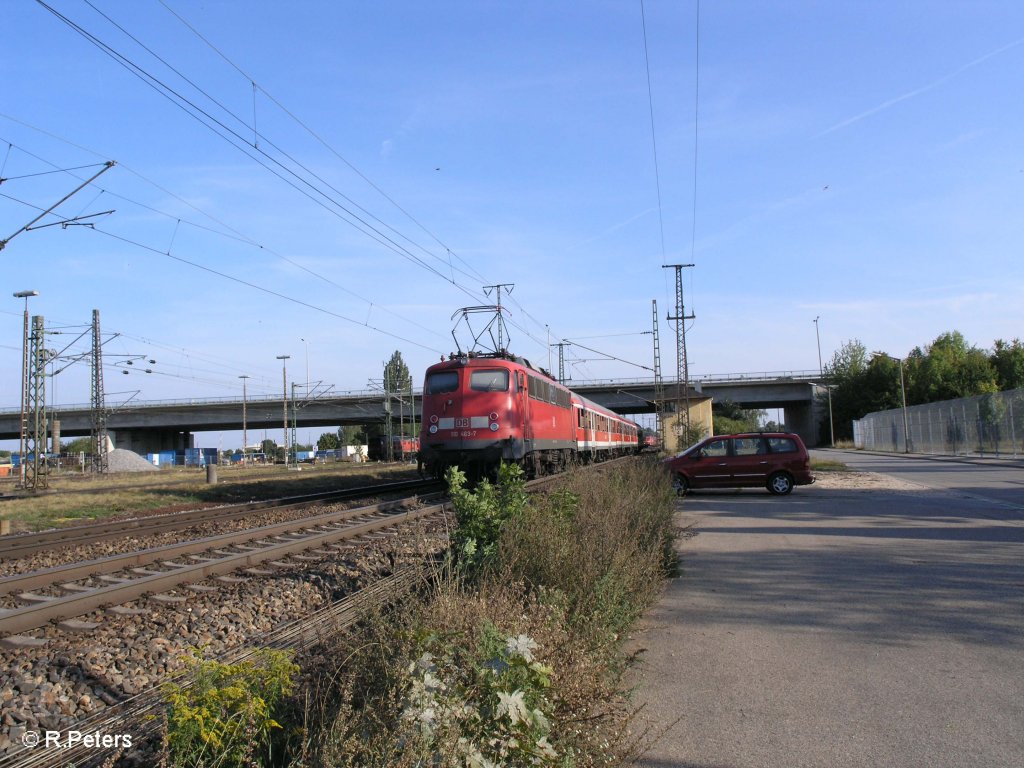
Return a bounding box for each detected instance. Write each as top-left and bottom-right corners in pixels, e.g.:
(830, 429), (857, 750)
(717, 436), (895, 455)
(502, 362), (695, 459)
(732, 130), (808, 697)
(429, 415), (438, 424)
(429, 425), (438, 434)
(489, 422), (499, 432)
(489, 412), (498, 421)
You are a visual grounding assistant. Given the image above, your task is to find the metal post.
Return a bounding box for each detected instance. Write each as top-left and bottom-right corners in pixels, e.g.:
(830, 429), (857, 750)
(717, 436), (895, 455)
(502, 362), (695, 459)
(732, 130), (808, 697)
(663, 264), (695, 450)
(291, 382), (298, 462)
(13, 290), (38, 488)
(898, 358), (910, 453)
(652, 299), (664, 446)
(276, 355), (290, 465)
(483, 283), (514, 353)
(90, 309), (109, 475)
(1009, 399), (1017, 457)
(26, 315), (48, 490)
(814, 316), (835, 447)
(238, 375), (249, 463)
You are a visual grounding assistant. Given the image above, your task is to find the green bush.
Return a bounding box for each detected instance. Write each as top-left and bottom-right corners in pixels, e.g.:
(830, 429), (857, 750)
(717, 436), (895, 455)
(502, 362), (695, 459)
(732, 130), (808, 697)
(163, 648), (298, 768)
(446, 462), (528, 571)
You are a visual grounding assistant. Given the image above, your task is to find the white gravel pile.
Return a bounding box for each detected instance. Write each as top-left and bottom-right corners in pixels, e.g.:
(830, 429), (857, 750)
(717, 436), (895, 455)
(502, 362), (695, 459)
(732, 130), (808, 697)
(106, 449), (159, 473)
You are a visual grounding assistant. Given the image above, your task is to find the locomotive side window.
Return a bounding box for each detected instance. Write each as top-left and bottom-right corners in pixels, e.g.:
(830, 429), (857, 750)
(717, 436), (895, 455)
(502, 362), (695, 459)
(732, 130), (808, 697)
(426, 371), (459, 394)
(470, 370), (509, 392)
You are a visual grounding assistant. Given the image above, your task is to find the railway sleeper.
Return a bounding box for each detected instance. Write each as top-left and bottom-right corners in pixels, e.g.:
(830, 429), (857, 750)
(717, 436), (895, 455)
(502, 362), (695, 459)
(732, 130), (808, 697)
(107, 605), (146, 616)
(0, 634), (48, 649)
(57, 619), (100, 633)
(59, 583), (93, 593)
(130, 567), (166, 576)
(98, 575), (132, 584)
(16, 592), (57, 604)
(150, 593), (187, 604)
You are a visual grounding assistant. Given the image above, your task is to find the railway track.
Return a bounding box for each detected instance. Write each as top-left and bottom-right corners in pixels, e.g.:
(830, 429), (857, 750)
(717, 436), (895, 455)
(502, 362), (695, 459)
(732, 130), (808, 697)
(0, 477), (440, 559)
(0, 492), (445, 643)
(0, 565), (431, 768)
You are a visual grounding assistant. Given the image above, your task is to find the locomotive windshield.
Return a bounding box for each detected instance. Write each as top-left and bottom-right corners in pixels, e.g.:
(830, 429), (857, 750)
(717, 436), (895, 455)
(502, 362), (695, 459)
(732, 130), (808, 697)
(426, 371), (459, 394)
(470, 369), (509, 392)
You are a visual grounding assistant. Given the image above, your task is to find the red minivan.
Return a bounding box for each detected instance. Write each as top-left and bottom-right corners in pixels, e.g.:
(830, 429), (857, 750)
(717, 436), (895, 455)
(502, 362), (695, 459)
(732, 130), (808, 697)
(662, 432), (815, 495)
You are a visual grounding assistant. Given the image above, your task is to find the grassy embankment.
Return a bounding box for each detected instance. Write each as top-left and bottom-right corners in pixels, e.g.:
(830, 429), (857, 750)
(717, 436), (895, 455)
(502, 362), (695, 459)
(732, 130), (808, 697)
(0, 462), (419, 532)
(162, 458), (679, 767)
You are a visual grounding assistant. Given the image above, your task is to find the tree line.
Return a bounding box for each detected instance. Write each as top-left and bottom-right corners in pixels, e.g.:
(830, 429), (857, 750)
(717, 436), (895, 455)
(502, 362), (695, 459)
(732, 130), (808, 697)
(824, 332), (1024, 440)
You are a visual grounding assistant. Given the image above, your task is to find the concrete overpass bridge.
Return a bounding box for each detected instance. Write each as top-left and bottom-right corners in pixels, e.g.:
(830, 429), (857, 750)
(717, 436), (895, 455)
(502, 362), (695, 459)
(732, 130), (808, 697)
(0, 370), (831, 452)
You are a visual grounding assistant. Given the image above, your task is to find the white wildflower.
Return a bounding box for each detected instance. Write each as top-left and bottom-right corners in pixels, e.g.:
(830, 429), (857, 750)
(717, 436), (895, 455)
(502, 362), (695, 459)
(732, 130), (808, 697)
(535, 736), (557, 758)
(496, 689), (530, 725)
(506, 633), (538, 662)
(530, 707), (550, 731)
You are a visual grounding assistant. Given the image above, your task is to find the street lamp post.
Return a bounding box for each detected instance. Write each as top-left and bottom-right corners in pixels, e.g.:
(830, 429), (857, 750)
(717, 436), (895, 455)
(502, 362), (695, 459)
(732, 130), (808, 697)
(813, 316), (835, 447)
(13, 290), (39, 488)
(276, 355), (290, 465)
(874, 351), (911, 454)
(238, 375), (250, 463)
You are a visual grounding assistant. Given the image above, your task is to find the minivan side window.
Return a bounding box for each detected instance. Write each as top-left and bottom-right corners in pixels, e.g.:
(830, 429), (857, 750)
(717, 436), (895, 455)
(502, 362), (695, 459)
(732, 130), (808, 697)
(766, 437), (797, 453)
(702, 439), (729, 457)
(426, 371), (459, 394)
(733, 437), (765, 455)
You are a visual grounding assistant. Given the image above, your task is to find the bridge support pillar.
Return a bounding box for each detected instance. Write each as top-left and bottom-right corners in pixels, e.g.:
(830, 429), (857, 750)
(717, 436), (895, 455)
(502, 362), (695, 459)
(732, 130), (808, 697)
(782, 403), (818, 448)
(109, 429), (194, 455)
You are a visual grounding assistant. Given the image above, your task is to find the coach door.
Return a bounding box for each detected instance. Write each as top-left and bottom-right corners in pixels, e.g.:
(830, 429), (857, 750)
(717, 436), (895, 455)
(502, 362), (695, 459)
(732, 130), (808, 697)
(516, 371), (530, 447)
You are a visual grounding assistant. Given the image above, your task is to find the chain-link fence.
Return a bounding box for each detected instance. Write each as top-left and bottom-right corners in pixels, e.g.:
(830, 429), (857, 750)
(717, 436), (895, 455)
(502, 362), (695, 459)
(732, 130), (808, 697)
(853, 388), (1024, 457)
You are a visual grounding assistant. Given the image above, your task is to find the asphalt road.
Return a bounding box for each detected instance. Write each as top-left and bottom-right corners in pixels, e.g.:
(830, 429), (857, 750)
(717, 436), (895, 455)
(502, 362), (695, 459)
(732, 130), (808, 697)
(633, 452), (1024, 768)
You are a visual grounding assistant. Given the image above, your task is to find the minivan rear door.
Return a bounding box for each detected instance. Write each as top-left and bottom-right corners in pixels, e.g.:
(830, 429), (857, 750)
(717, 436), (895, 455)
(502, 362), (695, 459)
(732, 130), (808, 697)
(728, 436), (770, 485)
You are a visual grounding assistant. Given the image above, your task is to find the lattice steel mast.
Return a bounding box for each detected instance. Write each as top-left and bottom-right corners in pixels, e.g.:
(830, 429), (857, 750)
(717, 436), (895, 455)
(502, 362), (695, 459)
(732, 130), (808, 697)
(663, 264), (695, 450)
(90, 309), (109, 474)
(652, 299), (664, 441)
(25, 315), (49, 490)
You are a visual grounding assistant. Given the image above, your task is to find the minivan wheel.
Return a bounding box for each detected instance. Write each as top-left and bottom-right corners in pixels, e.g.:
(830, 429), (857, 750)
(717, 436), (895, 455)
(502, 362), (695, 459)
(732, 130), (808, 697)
(673, 473), (690, 496)
(767, 472), (794, 495)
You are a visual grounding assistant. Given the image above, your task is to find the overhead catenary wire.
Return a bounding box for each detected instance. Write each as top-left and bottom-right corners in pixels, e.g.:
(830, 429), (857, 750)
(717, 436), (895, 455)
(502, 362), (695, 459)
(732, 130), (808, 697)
(156, 0), (491, 289)
(73, 0), (568, 358)
(0, 129), (445, 341)
(22, 3), (593, 373)
(45, 0), (487, 302)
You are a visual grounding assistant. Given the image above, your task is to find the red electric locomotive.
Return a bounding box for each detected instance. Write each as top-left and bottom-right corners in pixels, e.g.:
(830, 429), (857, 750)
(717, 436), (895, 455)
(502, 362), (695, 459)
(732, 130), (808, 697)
(418, 352), (639, 479)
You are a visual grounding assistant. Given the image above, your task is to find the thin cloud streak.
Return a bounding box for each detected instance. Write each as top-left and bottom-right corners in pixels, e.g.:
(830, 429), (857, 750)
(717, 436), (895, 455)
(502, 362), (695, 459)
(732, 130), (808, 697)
(817, 36), (1024, 137)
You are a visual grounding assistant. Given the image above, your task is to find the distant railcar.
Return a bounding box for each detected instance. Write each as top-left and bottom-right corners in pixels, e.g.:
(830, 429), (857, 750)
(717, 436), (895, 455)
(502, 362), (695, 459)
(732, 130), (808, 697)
(368, 435), (421, 462)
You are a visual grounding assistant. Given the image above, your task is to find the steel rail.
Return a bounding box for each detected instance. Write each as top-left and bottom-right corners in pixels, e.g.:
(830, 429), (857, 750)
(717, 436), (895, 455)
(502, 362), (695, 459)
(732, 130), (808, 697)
(0, 496), (445, 638)
(0, 477), (440, 559)
(0, 565), (430, 768)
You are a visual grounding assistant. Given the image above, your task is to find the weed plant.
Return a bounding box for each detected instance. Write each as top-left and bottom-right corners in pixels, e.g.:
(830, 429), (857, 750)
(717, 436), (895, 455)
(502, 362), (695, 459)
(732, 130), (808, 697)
(292, 457), (677, 767)
(162, 648), (299, 768)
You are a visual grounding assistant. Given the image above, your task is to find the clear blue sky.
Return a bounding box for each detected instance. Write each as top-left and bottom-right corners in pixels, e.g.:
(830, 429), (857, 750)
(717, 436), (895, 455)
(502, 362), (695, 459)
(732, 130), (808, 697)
(3, 1), (1023, 447)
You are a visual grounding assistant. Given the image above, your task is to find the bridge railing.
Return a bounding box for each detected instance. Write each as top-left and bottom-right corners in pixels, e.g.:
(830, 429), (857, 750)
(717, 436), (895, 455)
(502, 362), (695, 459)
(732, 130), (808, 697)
(0, 389), (386, 415)
(569, 370), (826, 387)
(0, 371), (830, 414)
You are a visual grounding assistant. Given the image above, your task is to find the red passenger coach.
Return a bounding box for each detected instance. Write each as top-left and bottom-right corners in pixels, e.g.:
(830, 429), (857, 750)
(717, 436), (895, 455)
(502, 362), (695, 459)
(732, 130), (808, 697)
(418, 352), (639, 479)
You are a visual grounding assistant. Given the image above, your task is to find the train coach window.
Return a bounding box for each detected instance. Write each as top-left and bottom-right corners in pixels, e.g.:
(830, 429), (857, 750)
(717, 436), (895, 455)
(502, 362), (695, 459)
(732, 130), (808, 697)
(426, 371), (459, 394)
(470, 369), (509, 391)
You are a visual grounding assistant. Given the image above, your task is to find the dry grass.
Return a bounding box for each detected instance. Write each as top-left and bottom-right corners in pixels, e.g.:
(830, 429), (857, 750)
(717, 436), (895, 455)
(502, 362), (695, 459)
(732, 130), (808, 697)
(0, 462), (420, 532)
(292, 458), (676, 767)
(810, 457), (850, 472)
